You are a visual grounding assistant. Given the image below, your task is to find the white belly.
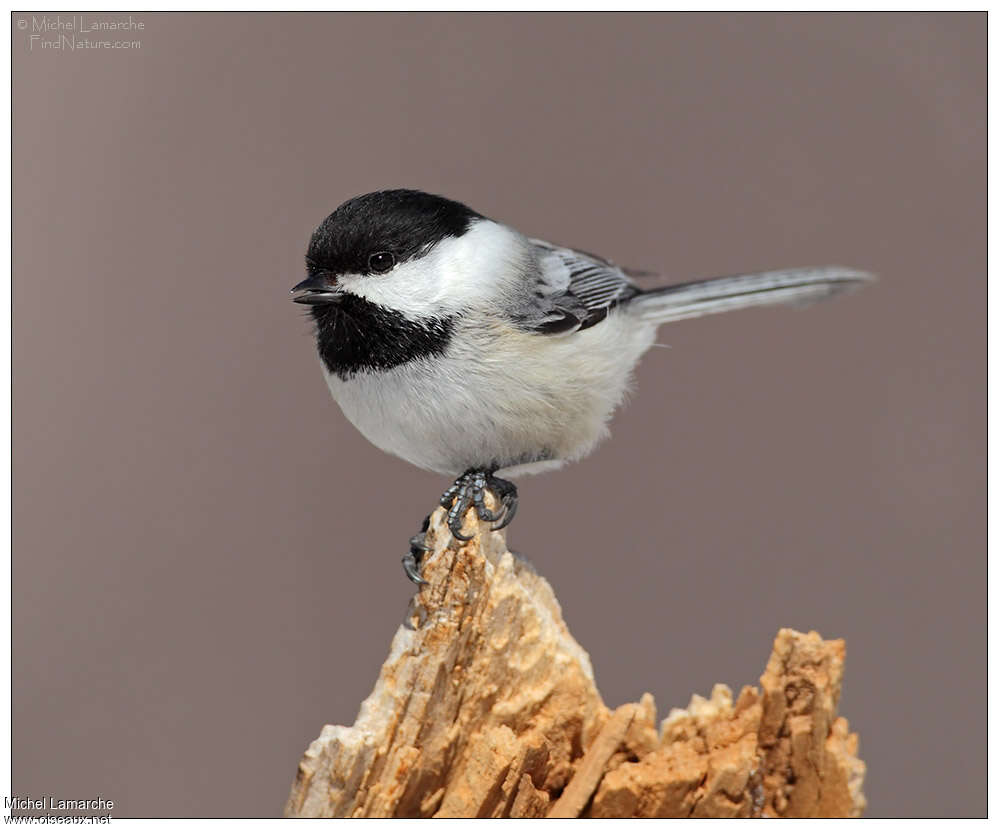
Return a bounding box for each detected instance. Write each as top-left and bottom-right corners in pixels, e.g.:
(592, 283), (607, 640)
(322, 313), (656, 478)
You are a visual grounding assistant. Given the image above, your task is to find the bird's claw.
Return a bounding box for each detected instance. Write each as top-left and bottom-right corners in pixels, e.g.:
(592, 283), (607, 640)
(403, 472), (519, 585)
(402, 549), (428, 585)
(440, 469), (518, 542)
(402, 517), (431, 585)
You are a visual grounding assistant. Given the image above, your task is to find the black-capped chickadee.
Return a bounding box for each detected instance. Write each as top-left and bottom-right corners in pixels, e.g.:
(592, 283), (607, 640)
(292, 189), (872, 584)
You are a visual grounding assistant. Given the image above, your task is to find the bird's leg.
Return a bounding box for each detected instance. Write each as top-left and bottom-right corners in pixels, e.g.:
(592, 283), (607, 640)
(440, 468), (519, 542)
(402, 513), (431, 585)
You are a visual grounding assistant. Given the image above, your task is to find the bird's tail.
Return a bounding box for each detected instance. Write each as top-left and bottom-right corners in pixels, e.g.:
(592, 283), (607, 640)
(628, 266), (874, 325)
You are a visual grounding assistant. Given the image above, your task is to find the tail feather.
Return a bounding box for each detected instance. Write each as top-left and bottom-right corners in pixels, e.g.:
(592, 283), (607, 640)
(629, 266), (874, 324)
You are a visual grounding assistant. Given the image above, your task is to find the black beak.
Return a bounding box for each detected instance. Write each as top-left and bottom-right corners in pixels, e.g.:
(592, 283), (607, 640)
(291, 274), (340, 305)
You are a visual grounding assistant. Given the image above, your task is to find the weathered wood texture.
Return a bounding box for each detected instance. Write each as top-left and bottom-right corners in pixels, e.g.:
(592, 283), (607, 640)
(285, 503), (865, 818)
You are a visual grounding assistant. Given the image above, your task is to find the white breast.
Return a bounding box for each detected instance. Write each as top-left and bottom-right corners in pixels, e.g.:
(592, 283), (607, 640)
(322, 311), (657, 478)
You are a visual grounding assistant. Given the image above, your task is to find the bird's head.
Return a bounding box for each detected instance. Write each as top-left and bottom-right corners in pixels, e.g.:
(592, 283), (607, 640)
(292, 189), (527, 321)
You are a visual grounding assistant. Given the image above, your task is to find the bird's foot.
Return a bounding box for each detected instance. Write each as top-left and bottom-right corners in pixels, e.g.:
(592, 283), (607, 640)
(439, 469), (519, 542)
(402, 514), (431, 585)
(402, 471), (519, 585)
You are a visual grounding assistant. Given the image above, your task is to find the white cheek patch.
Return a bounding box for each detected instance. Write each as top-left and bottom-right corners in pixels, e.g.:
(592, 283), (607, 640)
(337, 219), (529, 319)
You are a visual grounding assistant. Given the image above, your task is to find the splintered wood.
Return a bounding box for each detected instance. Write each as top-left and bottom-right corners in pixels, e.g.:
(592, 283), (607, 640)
(285, 503), (866, 818)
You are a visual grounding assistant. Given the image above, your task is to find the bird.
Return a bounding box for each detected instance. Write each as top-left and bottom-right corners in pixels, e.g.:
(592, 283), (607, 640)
(291, 189), (873, 584)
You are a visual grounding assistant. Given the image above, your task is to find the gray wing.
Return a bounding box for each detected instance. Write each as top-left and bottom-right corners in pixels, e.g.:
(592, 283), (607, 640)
(518, 239), (644, 335)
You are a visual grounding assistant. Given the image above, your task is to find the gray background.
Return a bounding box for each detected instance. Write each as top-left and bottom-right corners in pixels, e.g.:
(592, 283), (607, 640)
(13, 12), (984, 817)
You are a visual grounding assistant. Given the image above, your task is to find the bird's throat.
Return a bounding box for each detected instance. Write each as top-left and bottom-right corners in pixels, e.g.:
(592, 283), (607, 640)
(311, 295), (455, 380)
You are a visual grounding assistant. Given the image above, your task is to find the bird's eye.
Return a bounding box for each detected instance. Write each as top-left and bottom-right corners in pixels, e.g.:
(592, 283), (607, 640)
(368, 251), (396, 273)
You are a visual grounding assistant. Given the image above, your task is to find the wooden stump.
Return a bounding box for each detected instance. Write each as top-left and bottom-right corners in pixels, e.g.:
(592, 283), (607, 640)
(285, 501), (865, 818)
